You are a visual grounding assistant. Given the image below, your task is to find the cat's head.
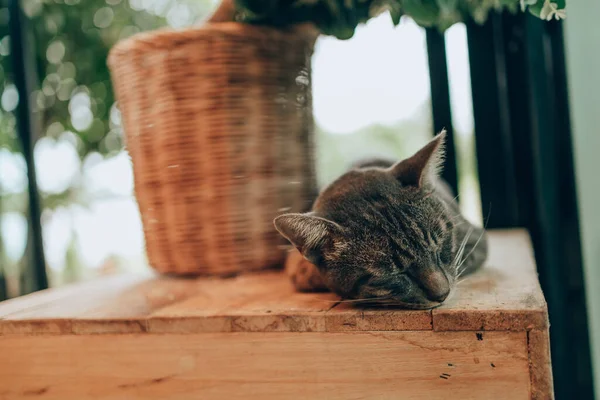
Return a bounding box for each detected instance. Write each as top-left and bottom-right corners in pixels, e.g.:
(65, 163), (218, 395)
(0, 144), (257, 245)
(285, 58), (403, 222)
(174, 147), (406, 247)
(274, 132), (458, 309)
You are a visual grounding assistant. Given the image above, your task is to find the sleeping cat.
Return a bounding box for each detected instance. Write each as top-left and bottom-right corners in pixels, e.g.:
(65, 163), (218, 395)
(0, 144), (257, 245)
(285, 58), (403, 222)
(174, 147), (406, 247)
(274, 132), (487, 309)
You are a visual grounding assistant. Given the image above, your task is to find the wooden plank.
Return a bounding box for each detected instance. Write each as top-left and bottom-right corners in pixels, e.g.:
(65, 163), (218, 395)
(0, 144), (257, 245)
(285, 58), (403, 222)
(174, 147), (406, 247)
(0, 274), (153, 334)
(433, 229), (548, 331)
(0, 273), (215, 334)
(67, 275), (215, 334)
(148, 273), (338, 333)
(0, 274), (146, 319)
(0, 230), (547, 334)
(145, 273), (272, 333)
(528, 329), (554, 400)
(221, 279), (338, 333)
(0, 331), (530, 400)
(325, 302), (432, 331)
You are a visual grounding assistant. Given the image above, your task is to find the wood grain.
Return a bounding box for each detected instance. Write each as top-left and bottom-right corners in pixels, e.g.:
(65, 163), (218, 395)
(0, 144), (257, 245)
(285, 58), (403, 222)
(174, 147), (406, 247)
(0, 229), (553, 399)
(528, 329), (554, 400)
(325, 302), (432, 331)
(149, 273), (339, 333)
(432, 230), (548, 331)
(0, 230), (547, 335)
(0, 331), (530, 400)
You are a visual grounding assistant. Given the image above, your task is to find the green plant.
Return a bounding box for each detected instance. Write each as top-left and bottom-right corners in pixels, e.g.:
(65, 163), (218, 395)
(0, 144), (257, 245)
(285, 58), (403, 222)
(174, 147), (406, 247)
(229, 0), (566, 39)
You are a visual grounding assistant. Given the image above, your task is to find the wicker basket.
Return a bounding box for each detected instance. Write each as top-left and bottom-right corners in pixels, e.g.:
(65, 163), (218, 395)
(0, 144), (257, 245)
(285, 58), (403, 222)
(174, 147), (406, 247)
(108, 23), (318, 276)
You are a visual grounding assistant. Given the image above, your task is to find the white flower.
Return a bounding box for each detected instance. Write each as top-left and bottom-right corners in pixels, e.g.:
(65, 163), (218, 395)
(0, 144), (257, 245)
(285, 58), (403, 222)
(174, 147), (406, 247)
(540, 0), (566, 20)
(554, 8), (566, 20)
(520, 0), (538, 12)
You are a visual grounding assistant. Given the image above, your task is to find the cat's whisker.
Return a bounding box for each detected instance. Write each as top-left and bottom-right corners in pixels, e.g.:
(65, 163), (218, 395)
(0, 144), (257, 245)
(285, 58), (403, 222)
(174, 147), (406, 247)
(454, 226), (474, 267)
(449, 212), (469, 223)
(453, 238), (467, 269)
(448, 212), (464, 221)
(328, 296), (393, 304)
(455, 228), (486, 273)
(453, 207), (491, 275)
(454, 248), (465, 272)
(455, 247), (473, 276)
(452, 226), (472, 271)
(454, 265), (471, 282)
(453, 248), (467, 274)
(455, 265), (470, 280)
(451, 233), (472, 283)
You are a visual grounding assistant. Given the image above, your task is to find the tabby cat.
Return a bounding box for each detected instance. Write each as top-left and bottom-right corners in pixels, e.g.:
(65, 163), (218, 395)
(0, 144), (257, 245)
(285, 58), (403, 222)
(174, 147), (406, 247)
(274, 132), (487, 309)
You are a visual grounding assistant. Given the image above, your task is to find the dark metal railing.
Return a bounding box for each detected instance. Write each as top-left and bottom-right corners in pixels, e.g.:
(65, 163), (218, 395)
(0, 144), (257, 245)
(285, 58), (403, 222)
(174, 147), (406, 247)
(7, 0), (48, 294)
(466, 16), (521, 228)
(426, 12), (593, 399)
(426, 28), (458, 196)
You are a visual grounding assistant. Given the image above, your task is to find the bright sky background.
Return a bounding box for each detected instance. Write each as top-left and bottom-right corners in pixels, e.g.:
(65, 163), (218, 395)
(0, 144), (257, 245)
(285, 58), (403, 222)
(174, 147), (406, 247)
(313, 15), (473, 136)
(1, 13), (475, 276)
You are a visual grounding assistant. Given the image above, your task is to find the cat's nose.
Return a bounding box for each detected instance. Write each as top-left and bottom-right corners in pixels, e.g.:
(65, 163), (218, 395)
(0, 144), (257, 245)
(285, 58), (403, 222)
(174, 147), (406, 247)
(422, 269), (450, 302)
(426, 282), (450, 302)
(408, 264), (451, 303)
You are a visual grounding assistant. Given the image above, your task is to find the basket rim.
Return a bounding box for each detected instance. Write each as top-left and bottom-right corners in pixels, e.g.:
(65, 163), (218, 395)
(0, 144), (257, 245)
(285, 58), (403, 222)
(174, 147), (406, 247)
(107, 22), (318, 66)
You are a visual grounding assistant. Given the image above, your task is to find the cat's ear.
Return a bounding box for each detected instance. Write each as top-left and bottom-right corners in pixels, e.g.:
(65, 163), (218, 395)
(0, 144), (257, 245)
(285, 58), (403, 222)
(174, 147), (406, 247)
(274, 213), (342, 263)
(388, 130), (446, 187)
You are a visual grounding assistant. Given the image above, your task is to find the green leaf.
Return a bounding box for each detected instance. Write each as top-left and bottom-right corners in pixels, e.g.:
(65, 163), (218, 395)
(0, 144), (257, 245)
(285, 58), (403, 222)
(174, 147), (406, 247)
(389, 3), (402, 25)
(402, 0), (440, 28)
(234, 0), (567, 37)
(527, 1), (544, 18)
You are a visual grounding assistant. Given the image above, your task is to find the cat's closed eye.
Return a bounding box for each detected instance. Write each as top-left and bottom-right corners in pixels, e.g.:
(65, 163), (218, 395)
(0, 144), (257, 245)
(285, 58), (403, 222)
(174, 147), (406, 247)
(391, 254), (411, 272)
(439, 236), (453, 265)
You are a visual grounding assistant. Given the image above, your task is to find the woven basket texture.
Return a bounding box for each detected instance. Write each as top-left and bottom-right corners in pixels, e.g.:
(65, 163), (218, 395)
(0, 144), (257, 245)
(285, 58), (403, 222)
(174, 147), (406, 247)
(108, 23), (317, 275)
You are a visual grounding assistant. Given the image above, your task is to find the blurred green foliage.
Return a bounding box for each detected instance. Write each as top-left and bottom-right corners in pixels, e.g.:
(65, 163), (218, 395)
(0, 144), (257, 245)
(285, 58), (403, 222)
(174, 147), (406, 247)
(0, 0), (215, 156)
(0, 0), (215, 294)
(0, 0), (210, 237)
(29, 0), (163, 157)
(235, 0), (566, 39)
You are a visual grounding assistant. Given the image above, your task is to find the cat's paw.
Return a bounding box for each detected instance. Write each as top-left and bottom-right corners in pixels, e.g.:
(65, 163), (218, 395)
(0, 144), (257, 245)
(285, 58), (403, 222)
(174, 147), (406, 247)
(285, 249), (329, 292)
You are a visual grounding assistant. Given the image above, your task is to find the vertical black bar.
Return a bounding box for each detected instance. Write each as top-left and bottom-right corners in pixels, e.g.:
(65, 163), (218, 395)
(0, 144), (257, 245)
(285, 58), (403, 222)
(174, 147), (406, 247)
(547, 21), (594, 398)
(0, 0), (8, 301)
(0, 164), (5, 299)
(545, 26), (592, 394)
(500, 13), (535, 228)
(425, 28), (458, 196)
(487, 11), (594, 398)
(466, 16), (520, 228)
(523, 17), (593, 399)
(501, 13), (564, 396)
(526, 18), (575, 397)
(0, 272), (6, 302)
(8, 0), (48, 293)
(0, 203), (6, 301)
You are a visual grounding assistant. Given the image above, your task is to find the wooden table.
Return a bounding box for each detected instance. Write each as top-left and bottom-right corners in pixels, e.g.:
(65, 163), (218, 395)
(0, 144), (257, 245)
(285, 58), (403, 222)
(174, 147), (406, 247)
(0, 229), (552, 399)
